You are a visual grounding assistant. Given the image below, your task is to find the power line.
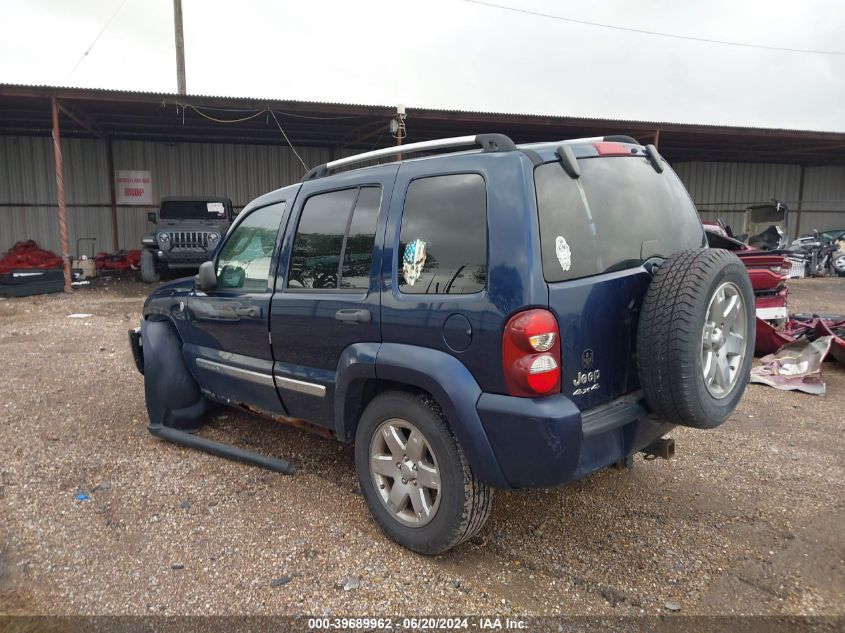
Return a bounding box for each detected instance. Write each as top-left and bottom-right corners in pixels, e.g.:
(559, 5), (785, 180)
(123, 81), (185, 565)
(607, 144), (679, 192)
(270, 109), (310, 171)
(68, 0), (131, 77)
(464, 0), (845, 56)
(184, 104), (267, 124)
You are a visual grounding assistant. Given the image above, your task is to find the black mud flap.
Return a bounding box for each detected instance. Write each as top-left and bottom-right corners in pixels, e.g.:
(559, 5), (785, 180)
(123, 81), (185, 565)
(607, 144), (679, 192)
(141, 319), (206, 432)
(128, 327), (144, 374)
(139, 319), (294, 475)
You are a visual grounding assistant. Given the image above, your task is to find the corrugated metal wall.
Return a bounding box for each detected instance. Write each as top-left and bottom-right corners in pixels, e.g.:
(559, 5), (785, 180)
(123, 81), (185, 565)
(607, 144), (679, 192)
(2, 135), (844, 255)
(798, 165), (845, 233)
(0, 136), (114, 256)
(0, 136), (335, 254)
(673, 161), (845, 239)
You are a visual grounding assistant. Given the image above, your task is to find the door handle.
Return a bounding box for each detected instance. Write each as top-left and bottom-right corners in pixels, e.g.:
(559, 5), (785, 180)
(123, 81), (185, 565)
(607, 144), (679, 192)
(335, 308), (371, 324)
(234, 306), (261, 318)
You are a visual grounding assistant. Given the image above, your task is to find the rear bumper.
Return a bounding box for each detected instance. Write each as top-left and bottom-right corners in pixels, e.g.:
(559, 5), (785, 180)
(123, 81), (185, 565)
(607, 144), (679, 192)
(476, 390), (674, 488)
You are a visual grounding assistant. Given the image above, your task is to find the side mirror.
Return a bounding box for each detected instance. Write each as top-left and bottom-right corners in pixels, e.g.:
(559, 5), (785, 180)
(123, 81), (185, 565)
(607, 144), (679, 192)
(147, 212), (157, 224)
(196, 261), (217, 291)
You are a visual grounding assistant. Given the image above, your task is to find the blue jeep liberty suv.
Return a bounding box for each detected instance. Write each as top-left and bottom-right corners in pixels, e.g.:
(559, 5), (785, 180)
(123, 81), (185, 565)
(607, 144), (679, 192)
(130, 134), (755, 554)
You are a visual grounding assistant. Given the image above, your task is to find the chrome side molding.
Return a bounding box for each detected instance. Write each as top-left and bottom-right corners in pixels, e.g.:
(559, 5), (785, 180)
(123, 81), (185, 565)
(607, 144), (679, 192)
(196, 357), (275, 388)
(274, 375), (326, 398)
(195, 357), (327, 398)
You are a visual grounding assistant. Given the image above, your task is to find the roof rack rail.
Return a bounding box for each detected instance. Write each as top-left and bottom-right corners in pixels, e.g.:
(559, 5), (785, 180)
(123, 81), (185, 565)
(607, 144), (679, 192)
(301, 133), (517, 181)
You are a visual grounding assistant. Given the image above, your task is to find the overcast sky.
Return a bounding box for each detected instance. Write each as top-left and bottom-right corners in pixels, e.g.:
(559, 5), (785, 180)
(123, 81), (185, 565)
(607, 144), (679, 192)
(1, 0), (843, 131)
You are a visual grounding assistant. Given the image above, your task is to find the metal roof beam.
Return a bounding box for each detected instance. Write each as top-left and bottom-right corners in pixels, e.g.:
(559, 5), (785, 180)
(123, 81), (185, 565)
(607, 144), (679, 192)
(57, 102), (107, 140)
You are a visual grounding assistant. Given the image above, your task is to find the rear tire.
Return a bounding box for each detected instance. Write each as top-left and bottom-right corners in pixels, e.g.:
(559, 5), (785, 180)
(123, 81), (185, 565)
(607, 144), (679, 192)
(637, 248), (755, 429)
(354, 391), (493, 555)
(140, 249), (160, 283)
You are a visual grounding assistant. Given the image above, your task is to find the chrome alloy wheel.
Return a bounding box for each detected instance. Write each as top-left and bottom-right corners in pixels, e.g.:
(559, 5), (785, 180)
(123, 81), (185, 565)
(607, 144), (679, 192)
(369, 419), (441, 527)
(701, 281), (748, 399)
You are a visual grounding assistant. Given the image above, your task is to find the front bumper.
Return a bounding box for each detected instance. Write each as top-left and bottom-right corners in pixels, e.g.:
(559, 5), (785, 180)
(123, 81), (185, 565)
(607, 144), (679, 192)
(476, 390), (674, 488)
(157, 249), (212, 268)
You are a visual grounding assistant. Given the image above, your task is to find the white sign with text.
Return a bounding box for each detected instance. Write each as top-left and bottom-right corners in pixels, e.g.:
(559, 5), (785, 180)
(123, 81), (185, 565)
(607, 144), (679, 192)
(116, 170), (152, 205)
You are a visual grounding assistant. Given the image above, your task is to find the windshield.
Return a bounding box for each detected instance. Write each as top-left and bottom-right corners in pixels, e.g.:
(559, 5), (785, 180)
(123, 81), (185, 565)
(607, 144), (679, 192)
(159, 200), (229, 220)
(821, 230), (845, 244)
(535, 156), (704, 283)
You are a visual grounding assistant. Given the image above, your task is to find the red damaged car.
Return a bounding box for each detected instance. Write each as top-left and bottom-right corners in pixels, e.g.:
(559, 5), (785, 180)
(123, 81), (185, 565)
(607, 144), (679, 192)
(703, 221), (790, 354)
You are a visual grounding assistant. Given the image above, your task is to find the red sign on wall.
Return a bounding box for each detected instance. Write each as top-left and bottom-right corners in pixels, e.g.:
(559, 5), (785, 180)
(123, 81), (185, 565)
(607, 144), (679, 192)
(116, 170), (152, 205)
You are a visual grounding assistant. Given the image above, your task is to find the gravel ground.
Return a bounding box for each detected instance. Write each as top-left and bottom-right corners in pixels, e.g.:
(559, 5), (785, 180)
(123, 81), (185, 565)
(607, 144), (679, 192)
(0, 276), (843, 617)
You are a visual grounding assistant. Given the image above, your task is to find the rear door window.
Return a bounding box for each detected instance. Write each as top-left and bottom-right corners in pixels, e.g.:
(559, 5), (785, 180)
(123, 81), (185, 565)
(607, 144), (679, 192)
(287, 186), (380, 290)
(341, 186), (381, 289)
(535, 157), (704, 282)
(398, 173), (487, 294)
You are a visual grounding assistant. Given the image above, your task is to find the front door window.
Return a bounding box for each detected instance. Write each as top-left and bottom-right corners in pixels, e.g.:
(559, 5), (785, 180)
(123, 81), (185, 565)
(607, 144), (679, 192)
(216, 202), (286, 291)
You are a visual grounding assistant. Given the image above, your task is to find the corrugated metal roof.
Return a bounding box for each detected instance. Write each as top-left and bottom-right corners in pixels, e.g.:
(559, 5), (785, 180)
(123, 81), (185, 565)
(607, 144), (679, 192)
(2, 83), (845, 165)
(2, 82), (842, 136)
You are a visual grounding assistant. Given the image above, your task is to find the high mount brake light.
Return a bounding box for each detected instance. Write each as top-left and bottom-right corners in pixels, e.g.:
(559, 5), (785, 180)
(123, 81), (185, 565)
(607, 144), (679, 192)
(594, 142), (631, 156)
(502, 309), (561, 397)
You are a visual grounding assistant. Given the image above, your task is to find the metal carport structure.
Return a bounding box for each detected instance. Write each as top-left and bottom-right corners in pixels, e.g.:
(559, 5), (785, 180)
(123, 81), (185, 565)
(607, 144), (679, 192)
(2, 83), (845, 291)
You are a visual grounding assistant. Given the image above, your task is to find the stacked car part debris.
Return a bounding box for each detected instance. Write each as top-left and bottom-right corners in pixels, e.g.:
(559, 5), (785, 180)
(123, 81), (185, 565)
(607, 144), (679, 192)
(0, 241), (64, 297)
(94, 250), (141, 272)
(0, 240), (63, 274)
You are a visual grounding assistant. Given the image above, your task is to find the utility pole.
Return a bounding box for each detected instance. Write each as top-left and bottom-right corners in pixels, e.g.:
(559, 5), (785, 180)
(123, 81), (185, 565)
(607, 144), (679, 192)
(173, 0), (186, 95)
(392, 104), (406, 160)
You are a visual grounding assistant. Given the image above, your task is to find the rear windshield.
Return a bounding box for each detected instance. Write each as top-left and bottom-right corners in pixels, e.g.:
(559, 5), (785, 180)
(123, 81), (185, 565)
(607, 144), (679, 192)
(535, 157), (704, 282)
(159, 200), (229, 220)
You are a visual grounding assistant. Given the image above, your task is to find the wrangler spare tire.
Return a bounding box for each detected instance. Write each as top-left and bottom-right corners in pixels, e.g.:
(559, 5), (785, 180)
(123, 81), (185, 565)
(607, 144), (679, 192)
(636, 248), (755, 429)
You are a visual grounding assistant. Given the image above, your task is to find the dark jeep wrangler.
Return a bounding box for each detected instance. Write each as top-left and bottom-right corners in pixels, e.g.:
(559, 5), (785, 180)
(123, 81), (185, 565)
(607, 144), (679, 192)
(130, 134), (754, 554)
(140, 196), (234, 283)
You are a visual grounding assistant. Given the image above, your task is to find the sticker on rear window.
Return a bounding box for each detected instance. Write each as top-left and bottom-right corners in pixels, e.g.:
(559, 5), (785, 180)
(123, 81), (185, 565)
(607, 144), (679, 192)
(555, 235), (571, 272)
(402, 238), (427, 286)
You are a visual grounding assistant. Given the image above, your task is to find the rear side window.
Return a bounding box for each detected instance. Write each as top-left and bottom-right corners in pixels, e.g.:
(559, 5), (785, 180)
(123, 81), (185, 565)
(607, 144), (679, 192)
(535, 157), (704, 283)
(398, 174), (487, 294)
(287, 186), (381, 290)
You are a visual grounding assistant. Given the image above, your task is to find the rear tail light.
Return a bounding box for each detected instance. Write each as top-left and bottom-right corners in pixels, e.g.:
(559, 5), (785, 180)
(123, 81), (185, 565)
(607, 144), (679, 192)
(502, 309), (561, 397)
(528, 332), (556, 352)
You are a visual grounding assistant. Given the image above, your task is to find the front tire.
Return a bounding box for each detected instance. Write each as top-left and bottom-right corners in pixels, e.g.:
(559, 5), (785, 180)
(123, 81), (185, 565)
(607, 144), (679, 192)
(355, 391), (492, 555)
(140, 249), (160, 283)
(833, 253), (845, 277)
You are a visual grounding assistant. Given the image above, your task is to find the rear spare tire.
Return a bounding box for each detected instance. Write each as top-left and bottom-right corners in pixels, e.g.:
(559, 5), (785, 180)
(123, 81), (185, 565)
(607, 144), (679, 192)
(636, 248), (754, 429)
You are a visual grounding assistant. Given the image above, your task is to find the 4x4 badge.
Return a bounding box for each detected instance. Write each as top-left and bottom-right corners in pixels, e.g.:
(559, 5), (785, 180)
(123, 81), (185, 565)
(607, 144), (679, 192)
(573, 349), (600, 395)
